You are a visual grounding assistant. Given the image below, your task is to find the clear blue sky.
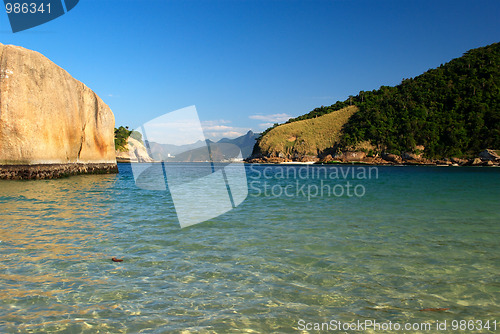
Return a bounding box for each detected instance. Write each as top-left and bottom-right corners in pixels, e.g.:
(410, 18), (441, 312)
(1, 0), (499, 140)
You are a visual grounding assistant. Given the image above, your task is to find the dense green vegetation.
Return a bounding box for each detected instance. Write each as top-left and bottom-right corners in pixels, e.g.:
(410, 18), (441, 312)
(114, 126), (132, 151)
(114, 126), (145, 150)
(265, 42), (500, 158)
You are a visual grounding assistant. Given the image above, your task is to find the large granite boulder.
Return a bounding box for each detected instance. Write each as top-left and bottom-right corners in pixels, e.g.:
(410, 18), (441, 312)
(0, 43), (117, 179)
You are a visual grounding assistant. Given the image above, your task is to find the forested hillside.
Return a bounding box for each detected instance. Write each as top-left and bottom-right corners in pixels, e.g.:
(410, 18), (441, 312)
(257, 42), (500, 159)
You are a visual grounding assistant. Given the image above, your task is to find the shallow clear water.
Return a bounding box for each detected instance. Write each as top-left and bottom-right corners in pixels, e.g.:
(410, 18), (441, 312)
(0, 164), (499, 333)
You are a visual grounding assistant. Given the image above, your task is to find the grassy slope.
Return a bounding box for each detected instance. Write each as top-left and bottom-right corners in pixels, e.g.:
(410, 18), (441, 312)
(257, 106), (358, 157)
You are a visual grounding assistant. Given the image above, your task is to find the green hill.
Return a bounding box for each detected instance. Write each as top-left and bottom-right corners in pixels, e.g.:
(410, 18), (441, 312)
(253, 106), (358, 158)
(253, 42), (500, 160)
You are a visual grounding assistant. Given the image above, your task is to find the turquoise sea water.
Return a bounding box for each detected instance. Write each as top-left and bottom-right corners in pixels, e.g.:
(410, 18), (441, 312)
(0, 164), (499, 333)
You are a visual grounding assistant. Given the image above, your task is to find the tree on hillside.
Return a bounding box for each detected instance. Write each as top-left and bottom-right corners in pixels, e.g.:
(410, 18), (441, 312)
(114, 126), (132, 151)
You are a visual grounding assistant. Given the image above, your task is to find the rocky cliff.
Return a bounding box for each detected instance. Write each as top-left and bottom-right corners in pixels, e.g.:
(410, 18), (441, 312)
(0, 43), (117, 179)
(116, 137), (154, 163)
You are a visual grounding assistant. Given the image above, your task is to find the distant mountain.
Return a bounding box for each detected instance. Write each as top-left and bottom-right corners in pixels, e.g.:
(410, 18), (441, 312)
(146, 140), (207, 160)
(217, 130), (257, 158)
(145, 130), (258, 162)
(171, 142), (242, 162)
(252, 42), (500, 160)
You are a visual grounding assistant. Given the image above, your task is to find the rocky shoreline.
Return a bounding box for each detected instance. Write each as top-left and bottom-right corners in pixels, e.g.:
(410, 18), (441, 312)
(246, 149), (500, 167)
(0, 163), (118, 180)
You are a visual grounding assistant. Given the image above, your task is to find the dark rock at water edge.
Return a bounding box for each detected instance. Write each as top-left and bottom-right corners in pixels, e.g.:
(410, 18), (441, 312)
(451, 157), (468, 165)
(479, 149), (500, 161)
(335, 151), (367, 162)
(0, 163), (118, 180)
(381, 153), (402, 164)
(246, 148), (500, 166)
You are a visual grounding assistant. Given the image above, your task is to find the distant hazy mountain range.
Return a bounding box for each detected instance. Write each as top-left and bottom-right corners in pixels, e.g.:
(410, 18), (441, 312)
(145, 130), (258, 162)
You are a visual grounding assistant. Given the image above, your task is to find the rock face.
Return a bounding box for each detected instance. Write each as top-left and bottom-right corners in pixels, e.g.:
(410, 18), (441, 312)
(116, 137), (154, 163)
(0, 44), (117, 179)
